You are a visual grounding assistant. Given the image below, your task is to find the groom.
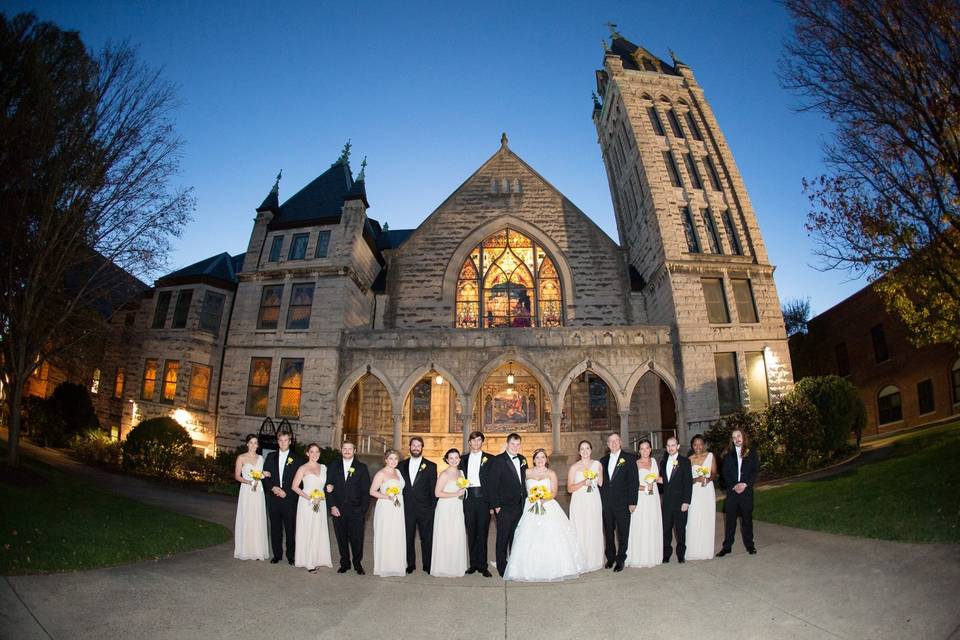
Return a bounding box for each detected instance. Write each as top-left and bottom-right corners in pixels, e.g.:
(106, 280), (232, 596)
(262, 429), (303, 565)
(399, 436), (437, 574)
(326, 441), (371, 574)
(488, 432), (526, 577)
(599, 432), (638, 571)
(660, 436), (693, 563)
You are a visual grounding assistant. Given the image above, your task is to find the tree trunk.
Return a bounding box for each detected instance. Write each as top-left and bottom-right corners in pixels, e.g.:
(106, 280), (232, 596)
(6, 378), (24, 467)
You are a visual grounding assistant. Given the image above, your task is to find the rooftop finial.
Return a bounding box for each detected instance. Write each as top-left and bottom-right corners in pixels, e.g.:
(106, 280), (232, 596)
(500, 132), (509, 148)
(358, 156), (367, 181)
(271, 170), (281, 193)
(669, 48), (684, 66)
(338, 139), (352, 164)
(604, 21), (622, 40)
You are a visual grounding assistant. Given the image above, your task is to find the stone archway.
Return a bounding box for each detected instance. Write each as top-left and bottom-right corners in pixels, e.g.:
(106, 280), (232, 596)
(336, 367), (396, 453)
(625, 367), (679, 453)
(396, 365), (467, 459)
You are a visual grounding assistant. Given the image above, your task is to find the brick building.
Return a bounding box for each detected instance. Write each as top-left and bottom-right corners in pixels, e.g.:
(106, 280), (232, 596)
(790, 282), (960, 436)
(105, 31), (793, 459)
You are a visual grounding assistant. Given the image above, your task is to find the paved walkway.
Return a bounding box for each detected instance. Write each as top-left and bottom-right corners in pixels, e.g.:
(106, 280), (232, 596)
(3, 439), (959, 640)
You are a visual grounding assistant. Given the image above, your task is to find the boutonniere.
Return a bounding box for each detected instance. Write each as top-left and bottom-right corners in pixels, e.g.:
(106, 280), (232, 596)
(348, 467), (355, 476)
(481, 456), (488, 466)
(420, 463), (426, 471)
(519, 458), (527, 468)
(286, 457), (293, 466)
(672, 459), (679, 469)
(617, 457), (625, 467)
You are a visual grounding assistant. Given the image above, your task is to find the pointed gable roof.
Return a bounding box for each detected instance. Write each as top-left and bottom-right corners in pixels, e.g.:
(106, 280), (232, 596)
(268, 160), (360, 230)
(157, 252), (244, 290)
(609, 35), (680, 76)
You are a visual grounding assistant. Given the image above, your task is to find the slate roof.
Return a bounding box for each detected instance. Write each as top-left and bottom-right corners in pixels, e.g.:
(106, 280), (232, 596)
(157, 252), (245, 289)
(268, 160), (364, 230)
(608, 36), (680, 76)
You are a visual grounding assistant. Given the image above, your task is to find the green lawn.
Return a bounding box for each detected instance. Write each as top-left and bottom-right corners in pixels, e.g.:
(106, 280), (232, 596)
(0, 452), (231, 575)
(754, 421), (960, 544)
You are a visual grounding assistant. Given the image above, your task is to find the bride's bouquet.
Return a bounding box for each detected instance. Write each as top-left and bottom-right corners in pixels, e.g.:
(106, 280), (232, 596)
(644, 472), (658, 495)
(527, 485), (553, 515)
(695, 466), (711, 480)
(582, 468), (598, 493)
(249, 469), (264, 492)
(456, 476), (470, 500)
(309, 488), (325, 513)
(385, 485), (401, 507)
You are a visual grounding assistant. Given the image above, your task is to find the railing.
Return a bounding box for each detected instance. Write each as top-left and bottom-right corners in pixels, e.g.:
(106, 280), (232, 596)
(350, 433), (390, 455)
(629, 429), (677, 455)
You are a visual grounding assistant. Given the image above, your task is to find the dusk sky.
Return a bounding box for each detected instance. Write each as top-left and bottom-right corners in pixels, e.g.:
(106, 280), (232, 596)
(11, 0), (861, 315)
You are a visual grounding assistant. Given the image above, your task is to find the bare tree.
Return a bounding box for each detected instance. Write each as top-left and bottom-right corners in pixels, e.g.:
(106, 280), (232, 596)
(780, 0), (960, 347)
(0, 13), (193, 465)
(782, 297), (812, 336)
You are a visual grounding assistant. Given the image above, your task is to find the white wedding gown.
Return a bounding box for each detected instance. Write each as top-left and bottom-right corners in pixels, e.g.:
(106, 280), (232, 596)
(504, 478), (584, 582)
(430, 479), (469, 577)
(373, 474), (407, 577)
(568, 461), (605, 573)
(294, 467), (332, 570)
(626, 458), (663, 568)
(685, 452), (716, 560)
(234, 455), (270, 560)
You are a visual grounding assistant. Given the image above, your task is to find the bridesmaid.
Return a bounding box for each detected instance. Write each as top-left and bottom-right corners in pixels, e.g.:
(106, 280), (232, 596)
(233, 434), (271, 560)
(625, 439), (662, 568)
(685, 434), (718, 560)
(430, 448), (469, 577)
(370, 449), (407, 577)
(566, 440), (605, 572)
(292, 443), (333, 572)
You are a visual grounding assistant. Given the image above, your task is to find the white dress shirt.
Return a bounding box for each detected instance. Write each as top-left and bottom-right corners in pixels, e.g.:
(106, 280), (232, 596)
(666, 453), (678, 482)
(467, 451), (483, 487)
(607, 450), (621, 480)
(278, 449), (289, 487)
(343, 457), (354, 481)
(409, 456), (422, 485)
(735, 446), (743, 482)
(509, 454), (522, 481)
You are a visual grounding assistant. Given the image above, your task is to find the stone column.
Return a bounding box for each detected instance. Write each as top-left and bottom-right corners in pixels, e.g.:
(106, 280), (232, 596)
(460, 397), (473, 451)
(619, 409), (630, 446)
(550, 396), (562, 454)
(392, 412), (403, 451)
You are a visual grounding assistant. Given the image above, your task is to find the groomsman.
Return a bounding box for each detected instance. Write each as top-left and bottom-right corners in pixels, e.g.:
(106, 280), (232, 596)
(599, 432), (639, 571)
(458, 431), (493, 577)
(488, 432), (527, 578)
(262, 429), (304, 565)
(659, 436), (693, 563)
(326, 441), (371, 574)
(399, 436), (438, 574)
(718, 429), (759, 556)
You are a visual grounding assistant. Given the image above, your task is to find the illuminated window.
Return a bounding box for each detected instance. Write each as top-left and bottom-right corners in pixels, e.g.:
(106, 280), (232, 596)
(199, 291), (225, 336)
(114, 367), (125, 399)
(745, 351), (769, 410)
(455, 228), (563, 328)
(245, 358), (271, 416)
(877, 385), (902, 424)
(161, 360), (179, 403)
(257, 285), (283, 330)
(90, 368), (101, 395)
(188, 364), (211, 411)
(286, 283), (314, 330)
(141, 359), (158, 400)
(277, 358), (304, 418)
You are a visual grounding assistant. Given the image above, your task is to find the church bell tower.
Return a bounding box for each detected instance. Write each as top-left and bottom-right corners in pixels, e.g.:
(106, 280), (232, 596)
(593, 27), (793, 436)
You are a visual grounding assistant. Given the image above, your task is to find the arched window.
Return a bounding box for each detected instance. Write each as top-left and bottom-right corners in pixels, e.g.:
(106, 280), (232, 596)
(877, 385), (902, 425)
(455, 228), (563, 328)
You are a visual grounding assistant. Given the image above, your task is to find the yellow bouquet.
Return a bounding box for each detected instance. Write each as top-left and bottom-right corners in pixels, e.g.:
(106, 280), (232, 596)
(385, 485), (401, 508)
(456, 476), (470, 500)
(582, 468), (598, 493)
(644, 472), (658, 495)
(249, 469), (264, 492)
(696, 466), (711, 478)
(309, 488), (325, 513)
(526, 485), (552, 515)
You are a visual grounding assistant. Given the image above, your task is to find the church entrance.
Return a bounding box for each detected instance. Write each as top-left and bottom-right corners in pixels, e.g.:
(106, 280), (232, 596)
(341, 372), (393, 453)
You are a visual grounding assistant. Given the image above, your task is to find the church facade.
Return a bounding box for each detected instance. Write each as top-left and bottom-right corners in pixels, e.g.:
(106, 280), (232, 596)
(113, 33), (792, 459)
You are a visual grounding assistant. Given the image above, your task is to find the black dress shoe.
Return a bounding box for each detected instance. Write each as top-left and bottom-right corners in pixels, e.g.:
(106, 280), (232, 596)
(663, 557), (671, 563)
(605, 559), (615, 569)
(423, 567), (431, 574)
(717, 549), (730, 557)
(747, 548), (757, 555)
(466, 566), (477, 574)
(270, 558), (281, 564)
(613, 562), (624, 572)
(677, 558), (685, 564)
(406, 566), (415, 574)
(288, 559), (294, 565)
(355, 565), (365, 575)
(480, 568), (493, 577)
(337, 566), (349, 573)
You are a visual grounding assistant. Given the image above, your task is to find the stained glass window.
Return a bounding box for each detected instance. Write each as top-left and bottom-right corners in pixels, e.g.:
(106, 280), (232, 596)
(161, 360), (179, 403)
(455, 228), (564, 328)
(245, 358), (271, 416)
(188, 364), (211, 410)
(277, 358), (304, 418)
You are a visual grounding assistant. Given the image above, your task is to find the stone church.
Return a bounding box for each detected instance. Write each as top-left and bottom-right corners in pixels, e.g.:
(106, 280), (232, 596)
(112, 32), (792, 459)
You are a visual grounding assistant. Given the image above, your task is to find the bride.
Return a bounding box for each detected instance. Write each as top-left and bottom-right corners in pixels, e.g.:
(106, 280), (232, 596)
(504, 449), (584, 582)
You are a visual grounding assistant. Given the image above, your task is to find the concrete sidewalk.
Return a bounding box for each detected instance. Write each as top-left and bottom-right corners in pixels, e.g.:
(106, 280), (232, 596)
(3, 440), (960, 640)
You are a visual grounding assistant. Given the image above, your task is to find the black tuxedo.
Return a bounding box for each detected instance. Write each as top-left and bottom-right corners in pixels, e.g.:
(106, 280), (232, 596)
(660, 453), (693, 561)
(488, 451), (527, 576)
(720, 447), (759, 552)
(326, 456), (371, 570)
(262, 449), (305, 562)
(399, 456), (438, 571)
(458, 450), (494, 571)
(599, 450), (639, 564)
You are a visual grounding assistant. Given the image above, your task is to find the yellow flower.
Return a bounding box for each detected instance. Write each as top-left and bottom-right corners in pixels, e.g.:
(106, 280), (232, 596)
(420, 463), (427, 471)
(348, 467), (355, 476)
(582, 469), (597, 480)
(644, 472), (658, 483)
(385, 486), (400, 497)
(617, 458), (625, 466)
(309, 488), (325, 512)
(286, 457), (293, 466)
(456, 477), (470, 489)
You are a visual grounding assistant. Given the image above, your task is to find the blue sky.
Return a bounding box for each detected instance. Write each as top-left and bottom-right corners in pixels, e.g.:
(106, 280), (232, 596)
(12, 0), (862, 315)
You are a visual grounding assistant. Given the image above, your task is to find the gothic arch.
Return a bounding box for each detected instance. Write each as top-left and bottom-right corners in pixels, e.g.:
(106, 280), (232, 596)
(335, 364), (399, 425)
(623, 360), (680, 404)
(467, 353), (557, 407)
(441, 216), (576, 320)
(397, 363), (467, 408)
(556, 358), (627, 409)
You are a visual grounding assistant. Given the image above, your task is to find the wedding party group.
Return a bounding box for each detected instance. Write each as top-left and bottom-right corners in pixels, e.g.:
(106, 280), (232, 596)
(233, 427), (758, 582)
